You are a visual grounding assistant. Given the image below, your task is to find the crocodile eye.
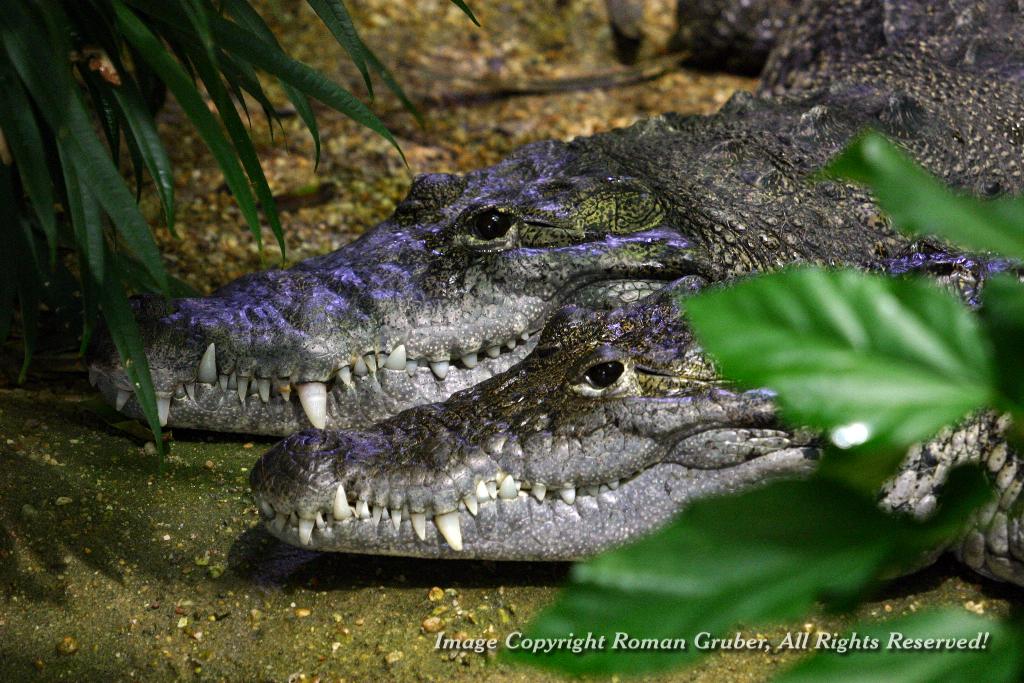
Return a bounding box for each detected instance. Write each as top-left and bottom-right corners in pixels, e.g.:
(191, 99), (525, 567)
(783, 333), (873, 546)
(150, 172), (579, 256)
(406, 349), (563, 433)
(473, 209), (513, 240)
(584, 361), (624, 389)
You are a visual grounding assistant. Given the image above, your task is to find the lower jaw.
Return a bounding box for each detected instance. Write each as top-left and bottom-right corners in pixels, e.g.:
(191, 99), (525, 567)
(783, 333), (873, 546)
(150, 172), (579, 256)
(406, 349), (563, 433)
(259, 450), (817, 560)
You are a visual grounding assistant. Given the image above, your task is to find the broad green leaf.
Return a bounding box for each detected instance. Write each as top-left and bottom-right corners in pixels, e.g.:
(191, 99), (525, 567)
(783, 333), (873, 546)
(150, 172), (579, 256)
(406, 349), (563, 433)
(979, 274), (1024, 415)
(777, 609), (1024, 682)
(114, 0), (266, 253)
(0, 61), (57, 264)
(220, 0), (321, 165)
(685, 268), (994, 453)
(825, 132), (1024, 259)
(449, 0), (481, 26)
(508, 468), (990, 676)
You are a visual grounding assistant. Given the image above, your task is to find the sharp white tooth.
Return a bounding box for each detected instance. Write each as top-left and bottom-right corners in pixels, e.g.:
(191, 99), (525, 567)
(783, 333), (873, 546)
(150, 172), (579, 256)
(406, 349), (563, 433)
(278, 382), (291, 402)
(429, 361), (449, 379)
(156, 396), (170, 426)
(237, 376), (249, 404)
(411, 512), (426, 540)
(521, 331), (530, 341)
(88, 367), (100, 386)
(218, 374), (229, 391)
(339, 366), (353, 387)
(296, 382), (328, 429)
(227, 372), (237, 390)
(498, 474), (518, 499)
(532, 483), (547, 502)
(355, 500), (370, 519)
(258, 499), (275, 518)
(599, 484), (610, 494)
(298, 518), (314, 545)
(353, 356), (368, 376)
(608, 479), (620, 490)
(461, 353), (478, 369)
(463, 495), (478, 516)
(116, 389), (130, 411)
(372, 504), (384, 525)
(434, 511), (462, 551)
(584, 485), (600, 497)
(333, 484), (352, 520)
(559, 487), (576, 505)
(384, 345), (406, 370)
(390, 506), (402, 530)
(486, 481), (497, 499)
(184, 382), (196, 402)
(258, 379), (271, 403)
(364, 354), (377, 374)
(405, 360), (417, 376)
(315, 511), (326, 529)
(476, 480), (490, 502)
(485, 346), (500, 358)
(506, 339), (516, 350)
(198, 343), (217, 383)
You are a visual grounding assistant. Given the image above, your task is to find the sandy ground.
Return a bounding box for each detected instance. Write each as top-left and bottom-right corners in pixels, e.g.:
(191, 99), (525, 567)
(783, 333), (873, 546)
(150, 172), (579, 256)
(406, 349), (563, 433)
(0, 0), (1020, 680)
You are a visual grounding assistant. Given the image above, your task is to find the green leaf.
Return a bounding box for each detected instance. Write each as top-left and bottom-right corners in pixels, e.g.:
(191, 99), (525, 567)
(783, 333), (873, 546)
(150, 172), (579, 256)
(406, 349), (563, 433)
(98, 250), (165, 462)
(187, 5), (404, 161)
(0, 61), (58, 264)
(58, 141), (105, 353)
(685, 268), (995, 454)
(305, 0), (374, 96)
(185, 28), (287, 257)
(979, 274), (1024, 414)
(111, 78), (176, 233)
(508, 469), (990, 676)
(777, 610), (1024, 682)
(0, 1), (170, 295)
(449, 0), (481, 26)
(220, 0), (321, 165)
(824, 132), (1024, 260)
(114, 0), (267, 253)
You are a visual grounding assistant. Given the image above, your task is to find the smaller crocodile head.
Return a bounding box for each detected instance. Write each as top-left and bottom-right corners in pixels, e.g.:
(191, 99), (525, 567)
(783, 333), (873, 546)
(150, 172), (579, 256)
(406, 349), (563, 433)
(250, 280), (819, 559)
(89, 132), (701, 435)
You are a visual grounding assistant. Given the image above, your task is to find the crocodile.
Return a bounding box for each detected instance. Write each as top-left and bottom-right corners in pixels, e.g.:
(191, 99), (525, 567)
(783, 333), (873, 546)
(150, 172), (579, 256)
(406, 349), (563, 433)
(243, 0), (1024, 578)
(248, 280), (1024, 587)
(88, 0), (1024, 436)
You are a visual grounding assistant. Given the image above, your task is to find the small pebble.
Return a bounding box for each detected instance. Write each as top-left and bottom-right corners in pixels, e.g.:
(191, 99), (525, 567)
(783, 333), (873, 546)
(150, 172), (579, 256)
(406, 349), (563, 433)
(294, 608), (311, 618)
(385, 650), (404, 666)
(421, 616), (443, 633)
(55, 496), (73, 506)
(427, 586), (444, 602)
(55, 636), (78, 655)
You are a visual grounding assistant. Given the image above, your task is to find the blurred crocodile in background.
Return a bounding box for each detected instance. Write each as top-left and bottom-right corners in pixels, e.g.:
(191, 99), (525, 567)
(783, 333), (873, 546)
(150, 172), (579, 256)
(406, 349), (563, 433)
(89, 0), (1024, 439)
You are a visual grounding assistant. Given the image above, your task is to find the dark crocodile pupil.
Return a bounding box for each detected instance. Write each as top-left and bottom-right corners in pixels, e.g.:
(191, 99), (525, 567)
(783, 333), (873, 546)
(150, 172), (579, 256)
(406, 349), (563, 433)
(585, 361), (624, 388)
(473, 210), (513, 240)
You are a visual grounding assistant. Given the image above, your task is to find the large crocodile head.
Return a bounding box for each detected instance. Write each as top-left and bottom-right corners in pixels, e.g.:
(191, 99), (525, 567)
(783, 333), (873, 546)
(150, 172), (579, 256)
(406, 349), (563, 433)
(88, 133), (713, 435)
(249, 282), (820, 559)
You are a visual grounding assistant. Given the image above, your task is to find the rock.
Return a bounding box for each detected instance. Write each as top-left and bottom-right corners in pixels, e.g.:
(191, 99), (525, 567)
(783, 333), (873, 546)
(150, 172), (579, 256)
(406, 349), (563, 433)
(421, 616), (443, 633)
(55, 636), (78, 655)
(427, 586), (444, 602)
(385, 650), (404, 666)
